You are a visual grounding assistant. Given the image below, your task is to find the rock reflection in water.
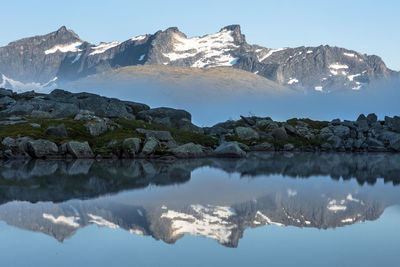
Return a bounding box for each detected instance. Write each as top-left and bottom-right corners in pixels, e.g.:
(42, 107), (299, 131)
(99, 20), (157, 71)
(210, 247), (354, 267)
(0, 152), (399, 248)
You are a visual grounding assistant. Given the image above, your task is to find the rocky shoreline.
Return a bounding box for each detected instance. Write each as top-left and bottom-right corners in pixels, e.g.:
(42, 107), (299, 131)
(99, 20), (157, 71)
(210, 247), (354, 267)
(1, 88), (400, 159)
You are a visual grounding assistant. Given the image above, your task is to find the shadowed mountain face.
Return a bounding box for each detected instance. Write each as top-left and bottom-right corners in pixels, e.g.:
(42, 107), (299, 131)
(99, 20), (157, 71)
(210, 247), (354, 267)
(0, 25), (397, 92)
(0, 152), (399, 247)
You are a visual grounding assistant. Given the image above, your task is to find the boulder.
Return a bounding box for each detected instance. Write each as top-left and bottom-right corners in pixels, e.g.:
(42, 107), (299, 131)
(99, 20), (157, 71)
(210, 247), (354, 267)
(0, 88), (13, 97)
(141, 137), (159, 155)
(45, 124), (68, 138)
(26, 139), (59, 158)
(332, 125), (350, 138)
(250, 142), (274, 151)
(256, 119), (273, 127)
(319, 127), (333, 139)
(271, 127), (288, 140)
(65, 141), (94, 158)
(235, 126), (259, 140)
(213, 142), (246, 158)
(366, 137), (386, 151)
(122, 138), (141, 156)
(283, 143), (295, 151)
(136, 129), (174, 142)
(283, 123), (297, 135)
(137, 107), (194, 130)
(0, 96), (16, 107)
(327, 135), (343, 149)
(204, 126), (228, 136)
(30, 123), (41, 128)
(170, 143), (205, 158)
(261, 120), (279, 131)
(392, 116), (400, 133)
(321, 143), (332, 150)
(85, 121), (108, 136)
(367, 113), (378, 125)
(330, 119), (341, 125)
(296, 126), (314, 140)
(1, 137), (16, 147)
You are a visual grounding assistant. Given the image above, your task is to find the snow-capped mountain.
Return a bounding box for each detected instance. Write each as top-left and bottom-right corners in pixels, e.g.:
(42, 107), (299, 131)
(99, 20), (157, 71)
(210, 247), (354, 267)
(0, 25), (397, 92)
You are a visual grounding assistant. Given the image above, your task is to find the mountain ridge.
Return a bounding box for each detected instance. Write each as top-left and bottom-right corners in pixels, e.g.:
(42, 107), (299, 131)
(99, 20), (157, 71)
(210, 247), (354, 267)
(0, 25), (397, 92)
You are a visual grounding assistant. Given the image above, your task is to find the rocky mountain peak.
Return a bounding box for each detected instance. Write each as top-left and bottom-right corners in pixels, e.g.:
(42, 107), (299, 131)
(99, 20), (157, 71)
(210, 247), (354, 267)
(220, 24), (246, 44)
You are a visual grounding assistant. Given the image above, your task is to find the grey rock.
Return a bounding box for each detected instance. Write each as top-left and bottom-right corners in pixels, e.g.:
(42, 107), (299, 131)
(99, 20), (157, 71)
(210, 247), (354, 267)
(0, 88), (13, 97)
(296, 126), (314, 140)
(137, 107), (191, 129)
(344, 138), (354, 150)
(332, 125), (350, 138)
(26, 139), (59, 158)
(391, 116), (400, 133)
(283, 143), (295, 151)
(213, 142), (246, 158)
(141, 137), (159, 155)
(353, 139), (364, 149)
(0, 96), (16, 107)
(136, 129), (174, 142)
(255, 119), (273, 127)
(45, 124), (68, 138)
(319, 127), (333, 139)
(261, 120), (279, 131)
(367, 113), (378, 125)
(330, 119), (341, 125)
(356, 119), (369, 132)
(85, 121), (108, 136)
(283, 123), (297, 135)
(65, 141), (94, 158)
(271, 127), (288, 140)
(327, 135), (343, 149)
(122, 138), (141, 156)
(235, 126), (259, 140)
(204, 126), (228, 136)
(366, 137), (386, 152)
(30, 123), (41, 128)
(170, 143), (205, 158)
(390, 137), (400, 151)
(2, 137), (17, 147)
(321, 143), (332, 150)
(250, 142), (274, 151)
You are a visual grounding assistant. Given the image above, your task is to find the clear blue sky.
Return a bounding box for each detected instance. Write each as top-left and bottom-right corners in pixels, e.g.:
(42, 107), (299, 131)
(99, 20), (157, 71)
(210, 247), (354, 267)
(2, 0), (399, 70)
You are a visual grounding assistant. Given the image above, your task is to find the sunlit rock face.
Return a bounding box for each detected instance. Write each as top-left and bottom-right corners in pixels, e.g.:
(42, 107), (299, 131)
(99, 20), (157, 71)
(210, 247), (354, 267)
(0, 152), (399, 247)
(0, 25), (397, 92)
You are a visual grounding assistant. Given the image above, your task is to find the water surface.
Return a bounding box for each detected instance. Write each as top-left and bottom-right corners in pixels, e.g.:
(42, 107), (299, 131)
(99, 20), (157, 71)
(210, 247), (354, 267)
(0, 152), (399, 266)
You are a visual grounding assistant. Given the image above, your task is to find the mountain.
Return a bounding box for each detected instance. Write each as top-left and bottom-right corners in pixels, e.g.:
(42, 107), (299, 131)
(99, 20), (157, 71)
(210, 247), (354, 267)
(0, 25), (397, 92)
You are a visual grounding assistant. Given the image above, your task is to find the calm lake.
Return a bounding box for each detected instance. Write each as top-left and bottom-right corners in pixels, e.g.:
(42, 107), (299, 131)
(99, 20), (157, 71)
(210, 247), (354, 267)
(0, 152), (399, 267)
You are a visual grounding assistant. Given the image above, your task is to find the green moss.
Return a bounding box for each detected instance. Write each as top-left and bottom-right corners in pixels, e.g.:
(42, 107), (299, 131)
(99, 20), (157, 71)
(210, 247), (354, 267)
(0, 118), (217, 154)
(286, 118), (329, 130)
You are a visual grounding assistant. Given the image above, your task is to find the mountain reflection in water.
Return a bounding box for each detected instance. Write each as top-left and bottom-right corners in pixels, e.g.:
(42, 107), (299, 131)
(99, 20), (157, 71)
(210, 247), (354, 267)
(0, 152), (399, 248)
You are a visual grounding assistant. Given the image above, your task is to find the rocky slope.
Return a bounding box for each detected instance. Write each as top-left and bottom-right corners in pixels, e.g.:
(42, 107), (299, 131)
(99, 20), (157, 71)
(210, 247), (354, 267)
(0, 25), (397, 92)
(1, 88), (400, 159)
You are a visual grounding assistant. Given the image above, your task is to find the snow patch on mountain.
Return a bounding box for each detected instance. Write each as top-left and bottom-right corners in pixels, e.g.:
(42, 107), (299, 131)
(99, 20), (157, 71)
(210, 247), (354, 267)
(258, 48), (286, 62)
(163, 29), (239, 68)
(131, 35), (147, 42)
(160, 204), (236, 244)
(88, 214), (119, 229)
(44, 42), (82, 54)
(343, 52), (356, 58)
(287, 78), (299, 85)
(43, 213), (80, 228)
(89, 41), (120, 56)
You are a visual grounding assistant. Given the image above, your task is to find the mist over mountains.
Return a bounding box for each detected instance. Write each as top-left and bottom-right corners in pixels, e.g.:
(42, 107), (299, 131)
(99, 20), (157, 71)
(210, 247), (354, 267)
(0, 25), (398, 125)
